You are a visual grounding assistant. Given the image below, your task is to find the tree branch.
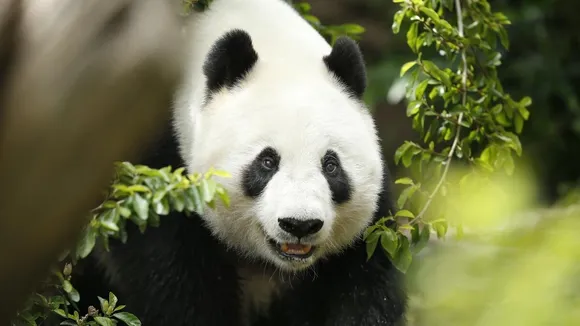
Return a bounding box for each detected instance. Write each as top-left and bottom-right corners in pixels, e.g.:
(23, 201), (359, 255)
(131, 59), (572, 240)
(413, 0), (467, 223)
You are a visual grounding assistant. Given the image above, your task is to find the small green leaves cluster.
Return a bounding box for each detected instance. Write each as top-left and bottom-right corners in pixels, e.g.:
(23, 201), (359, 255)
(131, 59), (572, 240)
(12, 264), (139, 326)
(56, 291), (140, 326)
(293, 2), (365, 45)
(366, 0), (532, 273)
(70, 162), (230, 262)
(12, 264), (72, 325)
(13, 163), (229, 325)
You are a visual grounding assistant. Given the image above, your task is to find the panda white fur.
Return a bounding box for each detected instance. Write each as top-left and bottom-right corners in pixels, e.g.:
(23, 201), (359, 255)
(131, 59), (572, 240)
(72, 0), (407, 325)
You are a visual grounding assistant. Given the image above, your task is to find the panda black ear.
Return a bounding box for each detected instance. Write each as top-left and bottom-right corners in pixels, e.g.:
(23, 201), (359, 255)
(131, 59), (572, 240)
(203, 29), (259, 94)
(323, 37), (367, 99)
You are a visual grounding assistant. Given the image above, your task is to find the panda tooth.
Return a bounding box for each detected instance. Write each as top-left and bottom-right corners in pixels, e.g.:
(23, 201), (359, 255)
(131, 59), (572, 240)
(280, 243), (289, 253)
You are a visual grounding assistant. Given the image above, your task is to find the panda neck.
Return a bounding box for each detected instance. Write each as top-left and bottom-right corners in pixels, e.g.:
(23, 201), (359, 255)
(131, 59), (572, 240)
(236, 261), (312, 325)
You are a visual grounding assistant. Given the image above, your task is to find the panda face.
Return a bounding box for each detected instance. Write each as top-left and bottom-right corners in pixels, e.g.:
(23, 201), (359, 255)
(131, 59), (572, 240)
(176, 30), (384, 271)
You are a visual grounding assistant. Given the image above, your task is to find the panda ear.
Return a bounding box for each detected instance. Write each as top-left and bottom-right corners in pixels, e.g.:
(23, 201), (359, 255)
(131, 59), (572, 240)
(323, 37), (367, 99)
(203, 29), (259, 94)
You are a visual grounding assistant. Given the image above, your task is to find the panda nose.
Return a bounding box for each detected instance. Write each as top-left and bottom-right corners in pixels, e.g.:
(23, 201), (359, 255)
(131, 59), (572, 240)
(278, 218), (324, 238)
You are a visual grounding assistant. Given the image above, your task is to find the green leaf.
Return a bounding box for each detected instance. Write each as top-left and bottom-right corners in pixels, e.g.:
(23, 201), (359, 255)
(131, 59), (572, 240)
(114, 305), (127, 312)
(498, 26), (510, 49)
(395, 209), (415, 219)
(422, 60), (451, 87)
(415, 79), (429, 99)
(189, 187), (204, 215)
(392, 9), (406, 34)
(62, 280), (73, 293)
(365, 230), (381, 260)
(216, 187), (230, 208)
(68, 287), (80, 303)
(98, 296), (109, 315)
(126, 185), (149, 193)
(519, 96), (532, 107)
(412, 224), (431, 253)
(400, 61), (417, 77)
(77, 227), (97, 259)
(94, 317), (116, 326)
(209, 169), (231, 178)
(113, 312), (142, 326)
(406, 100), (422, 117)
(402, 145), (421, 168)
(341, 24), (366, 35)
(514, 113), (524, 133)
(380, 229), (398, 257)
(407, 22), (419, 52)
(394, 142), (411, 165)
(364, 224), (381, 240)
(200, 179), (217, 203)
(419, 6), (441, 24)
(108, 292), (118, 313)
(392, 235), (412, 273)
(169, 191), (186, 212)
(432, 219), (448, 239)
(395, 177), (414, 185)
(118, 205), (132, 218)
(502, 132), (523, 156)
(132, 193), (149, 220)
(54, 309), (67, 318)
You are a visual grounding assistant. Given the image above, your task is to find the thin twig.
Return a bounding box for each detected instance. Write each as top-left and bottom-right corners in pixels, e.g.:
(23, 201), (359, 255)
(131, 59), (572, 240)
(412, 0), (467, 224)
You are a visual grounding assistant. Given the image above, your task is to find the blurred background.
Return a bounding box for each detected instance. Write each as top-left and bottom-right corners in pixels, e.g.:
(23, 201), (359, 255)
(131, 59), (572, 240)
(308, 0), (580, 205)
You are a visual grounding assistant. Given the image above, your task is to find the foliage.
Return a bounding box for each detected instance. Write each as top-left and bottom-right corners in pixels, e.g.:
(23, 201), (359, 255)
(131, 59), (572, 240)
(70, 162), (230, 262)
(365, 0), (532, 273)
(13, 263), (140, 326)
(11, 163), (229, 325)
(293, 2), (366, 44)
(408, 171), (580, 325)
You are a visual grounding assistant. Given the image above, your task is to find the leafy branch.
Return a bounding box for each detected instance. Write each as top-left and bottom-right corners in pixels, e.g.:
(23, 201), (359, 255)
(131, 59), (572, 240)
(70, 162), (230, 262)
(12, 163), (230, 326)
(414, 0), (467, 223)
(365, 0), (533, 273)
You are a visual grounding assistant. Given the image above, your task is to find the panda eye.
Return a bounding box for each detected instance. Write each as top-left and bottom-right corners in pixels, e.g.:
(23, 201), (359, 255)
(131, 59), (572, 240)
(262, 157), (276, 170)
(324, 160), (338, 175)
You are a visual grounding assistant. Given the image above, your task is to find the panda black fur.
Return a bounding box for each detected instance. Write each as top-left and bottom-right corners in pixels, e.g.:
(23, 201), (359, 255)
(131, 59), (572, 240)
(71, 0), (407, 325)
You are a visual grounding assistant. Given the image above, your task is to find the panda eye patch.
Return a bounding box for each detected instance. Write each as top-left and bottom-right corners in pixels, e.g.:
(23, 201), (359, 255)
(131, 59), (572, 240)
(242, 147), (280, 198)
(321, 150), (352, 204)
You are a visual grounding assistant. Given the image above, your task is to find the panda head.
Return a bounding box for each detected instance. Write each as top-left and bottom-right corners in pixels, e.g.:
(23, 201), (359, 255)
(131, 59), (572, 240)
(183, 29), (384, 272)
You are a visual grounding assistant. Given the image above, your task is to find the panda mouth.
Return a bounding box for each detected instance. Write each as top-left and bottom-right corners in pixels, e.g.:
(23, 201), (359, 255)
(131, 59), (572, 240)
(268, 238), (315, 260)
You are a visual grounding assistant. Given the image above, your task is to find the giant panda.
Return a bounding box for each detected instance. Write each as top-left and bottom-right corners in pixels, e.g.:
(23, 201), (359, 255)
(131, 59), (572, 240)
(72, 0), (407, 325)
